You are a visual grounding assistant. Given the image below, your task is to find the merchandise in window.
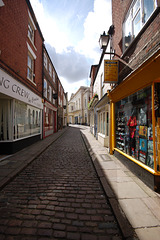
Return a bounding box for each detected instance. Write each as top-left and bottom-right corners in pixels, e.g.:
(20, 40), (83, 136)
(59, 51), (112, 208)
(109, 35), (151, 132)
(115, 86), (153, 169)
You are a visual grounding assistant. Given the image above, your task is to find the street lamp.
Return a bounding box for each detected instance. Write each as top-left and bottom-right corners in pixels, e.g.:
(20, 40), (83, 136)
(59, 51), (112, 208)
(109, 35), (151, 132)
(99, 31), (109, 50)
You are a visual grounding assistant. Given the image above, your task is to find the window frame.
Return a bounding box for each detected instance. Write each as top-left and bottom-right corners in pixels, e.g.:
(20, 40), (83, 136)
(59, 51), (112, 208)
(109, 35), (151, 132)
(44, 52), (48, 70)
(27, 52), (34, 82)
(28, 10), (36, 45)
(49, 63), (52, 77)
(123, 0), (157, 52)
(43, 79), (47, 98)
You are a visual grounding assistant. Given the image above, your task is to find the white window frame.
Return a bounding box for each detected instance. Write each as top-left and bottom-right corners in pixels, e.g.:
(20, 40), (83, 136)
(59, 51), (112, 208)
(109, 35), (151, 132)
(53, 90), (55, 105)
(123, 0), (157, 51)
(44, 52), (48, 70)
(49, 86), (52, 102)
(53, 70), (55, 82)
(44, 79), (47, 98)
(27, 43), (36, 83)
(49, 63), (52, 77)
(28, 10), (36, 45)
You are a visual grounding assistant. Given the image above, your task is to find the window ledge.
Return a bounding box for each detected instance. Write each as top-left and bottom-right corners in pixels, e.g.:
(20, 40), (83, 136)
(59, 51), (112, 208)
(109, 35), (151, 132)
(27, 77), (36, 86)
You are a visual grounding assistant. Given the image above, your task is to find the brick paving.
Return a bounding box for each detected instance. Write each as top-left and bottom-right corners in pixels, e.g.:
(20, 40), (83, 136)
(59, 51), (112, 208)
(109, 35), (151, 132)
(0, 127), (123, 239)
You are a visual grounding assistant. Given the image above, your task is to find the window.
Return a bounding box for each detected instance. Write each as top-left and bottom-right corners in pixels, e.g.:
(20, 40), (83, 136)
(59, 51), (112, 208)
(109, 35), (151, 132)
(14, 100), (41, 139)
(28, 21), (34, 43)
(53, 90), (55, 105)
(27, 42), (36, 83)
(85, 98), (87, 108)
(49, 63), (52, 77)
(53, 70), (55, 82)
(49, 86), (52, 102)
(44, 52), (47, 70)
(28, 10), (36, 44)
(115, 86), (153, 168)
(123, 0), (157, 51)
(27, 53), (34, 82)
(44, 79), (47, 98)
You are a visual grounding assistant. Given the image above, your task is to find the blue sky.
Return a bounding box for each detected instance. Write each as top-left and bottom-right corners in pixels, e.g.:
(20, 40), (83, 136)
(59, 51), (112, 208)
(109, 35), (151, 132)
(30, 0), (111, 99)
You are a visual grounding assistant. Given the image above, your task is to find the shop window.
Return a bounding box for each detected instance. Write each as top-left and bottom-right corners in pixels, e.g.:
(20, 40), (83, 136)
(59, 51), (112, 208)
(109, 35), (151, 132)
(0, 100), (12, 140)
(123, 0), (157, 51)
(106, 112), (109, 136)
(115, 86), (153, 169)
(14, 100), (41, 139)
(44, 108), (54, 132)
(99, 112), (106, 135)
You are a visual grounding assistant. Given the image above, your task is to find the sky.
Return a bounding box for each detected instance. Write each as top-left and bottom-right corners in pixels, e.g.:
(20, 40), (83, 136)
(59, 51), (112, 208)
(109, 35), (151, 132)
(30, 0), (112, 99)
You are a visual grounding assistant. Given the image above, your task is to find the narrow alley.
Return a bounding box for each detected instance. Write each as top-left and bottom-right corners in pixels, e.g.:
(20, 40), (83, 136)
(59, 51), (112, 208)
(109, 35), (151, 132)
(0, 126), (124, 240)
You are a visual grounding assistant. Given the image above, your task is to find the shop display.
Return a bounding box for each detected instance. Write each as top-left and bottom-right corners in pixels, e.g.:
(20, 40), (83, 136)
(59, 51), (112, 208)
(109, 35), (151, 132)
(115, 86), (154, 169)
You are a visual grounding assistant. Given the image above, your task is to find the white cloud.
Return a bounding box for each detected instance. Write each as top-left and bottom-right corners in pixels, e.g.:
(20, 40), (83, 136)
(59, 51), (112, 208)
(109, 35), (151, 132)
(30, 0), (112, 97)
(76, 0), (112, 62)
(30, 0), (71, 52)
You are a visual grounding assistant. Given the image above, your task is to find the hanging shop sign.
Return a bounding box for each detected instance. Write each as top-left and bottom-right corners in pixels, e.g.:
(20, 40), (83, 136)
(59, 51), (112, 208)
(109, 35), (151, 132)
(0, 68), (43, 109)
(104, 60), (118, 83)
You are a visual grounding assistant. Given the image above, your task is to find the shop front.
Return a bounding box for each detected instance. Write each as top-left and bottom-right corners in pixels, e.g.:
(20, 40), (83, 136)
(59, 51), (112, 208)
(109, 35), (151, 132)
(43, 100), (57, 138)
(95, 93), (110, 147)
(108, 50), (160, 191)
(0, 68), (43, 154)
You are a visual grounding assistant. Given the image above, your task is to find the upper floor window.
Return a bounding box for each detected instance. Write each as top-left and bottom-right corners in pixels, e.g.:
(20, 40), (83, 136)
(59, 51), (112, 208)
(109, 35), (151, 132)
(53, 90), (55, 105)
(44, 79), (47, 98)
(85, 98), (87, 108)
(28, 10), (36, 45)
(28, 22), (34, 43)
(123, 0), (157, 51)
(44, 52), (48, 70)
(27, 42), (36, 83)
(49, 63), (52, 77)
(49, 86), (52, 101)
(53, 70), (55, 82)
(27, 53), (34, 82)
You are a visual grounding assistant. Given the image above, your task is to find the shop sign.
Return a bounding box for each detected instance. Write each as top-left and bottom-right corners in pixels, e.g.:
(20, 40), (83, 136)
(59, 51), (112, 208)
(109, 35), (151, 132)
(104, 60), (118, 83)
(0, 68), (43, 109)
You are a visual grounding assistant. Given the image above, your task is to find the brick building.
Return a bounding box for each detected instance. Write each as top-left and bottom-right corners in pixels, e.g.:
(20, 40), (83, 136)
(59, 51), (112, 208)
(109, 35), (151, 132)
(108, 0), (160, 191)
(43, 46), (58, 138)
(57, 79), (65, 130)
(0, 0), (44, 153)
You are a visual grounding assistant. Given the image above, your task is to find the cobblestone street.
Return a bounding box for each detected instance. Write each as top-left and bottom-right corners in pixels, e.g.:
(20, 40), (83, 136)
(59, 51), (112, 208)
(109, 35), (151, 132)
(0, 127), (123, 240)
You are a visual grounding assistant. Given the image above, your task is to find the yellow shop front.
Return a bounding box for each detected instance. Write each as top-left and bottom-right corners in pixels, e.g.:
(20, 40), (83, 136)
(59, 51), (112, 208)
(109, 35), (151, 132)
(108, 49), (160, 191)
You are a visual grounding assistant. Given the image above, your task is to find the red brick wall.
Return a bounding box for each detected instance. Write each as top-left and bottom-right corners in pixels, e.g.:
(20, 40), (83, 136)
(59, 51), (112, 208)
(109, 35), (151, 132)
(0, 0), (43, 96)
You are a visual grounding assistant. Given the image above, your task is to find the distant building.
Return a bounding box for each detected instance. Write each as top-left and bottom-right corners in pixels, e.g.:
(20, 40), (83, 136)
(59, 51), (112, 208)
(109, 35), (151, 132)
(68, 86), (90, 125)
